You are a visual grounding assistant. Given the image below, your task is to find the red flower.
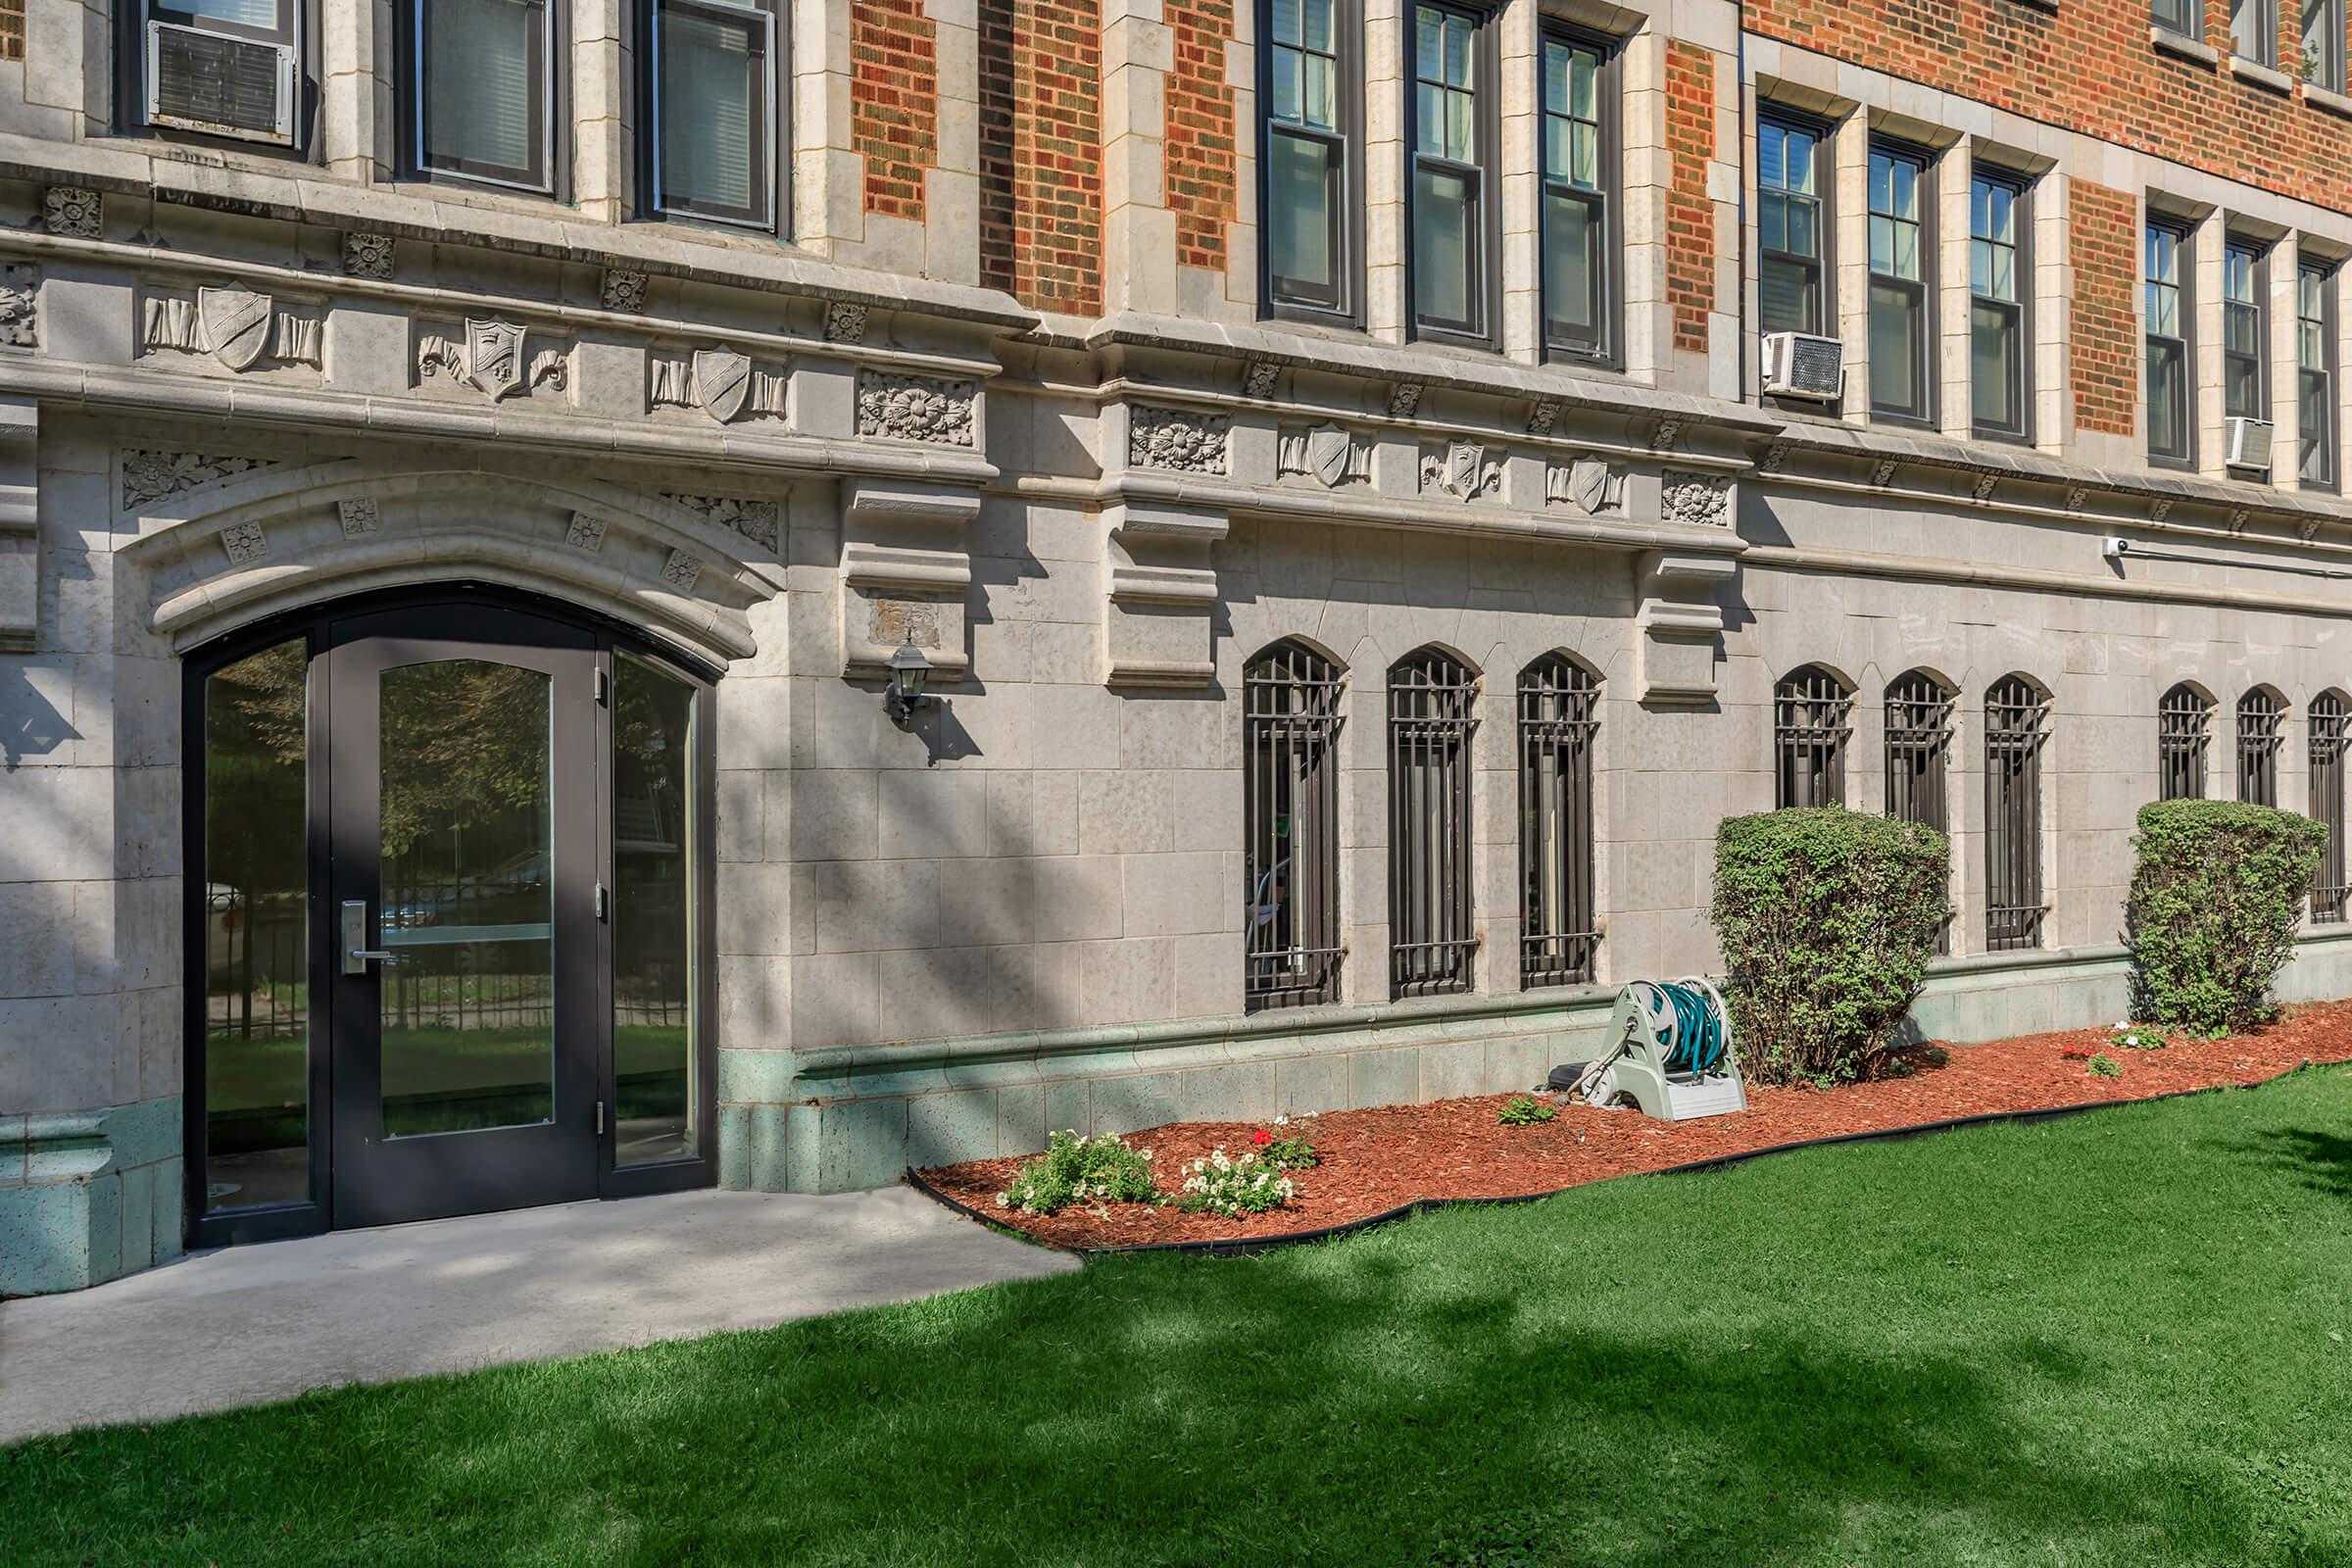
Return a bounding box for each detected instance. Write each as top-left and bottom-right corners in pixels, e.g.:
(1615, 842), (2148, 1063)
(1252, 1128), (1273, 1147)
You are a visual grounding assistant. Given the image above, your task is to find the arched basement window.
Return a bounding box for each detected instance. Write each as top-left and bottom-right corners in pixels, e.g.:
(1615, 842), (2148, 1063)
(2313, 691), (2349, 923)
(1885, 669), (1954, 953)
(1774, 663), (1851, 808)
(1518, 653), (1598, 988)
(2237, 687), (2284, 807)
(2158, 683), (2211, 801)
(1984, 674), (2049, 953)
(1390, 646), (1480, 999)
(1243, 640), (1346, 1011)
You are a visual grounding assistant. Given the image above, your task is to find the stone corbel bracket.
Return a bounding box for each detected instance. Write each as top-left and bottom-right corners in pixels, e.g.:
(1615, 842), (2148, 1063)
(1102, 497), (1227, 689)
(0, 397), (35, 650)
(840, 477), (981, 682)
(1636, 549), (1739, 705)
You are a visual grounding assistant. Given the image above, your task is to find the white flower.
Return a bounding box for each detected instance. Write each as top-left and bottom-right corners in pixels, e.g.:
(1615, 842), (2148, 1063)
(1274, 1114), (1291, 1126)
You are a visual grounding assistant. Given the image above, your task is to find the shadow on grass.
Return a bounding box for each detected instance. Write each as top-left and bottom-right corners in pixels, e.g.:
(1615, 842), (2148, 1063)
(2246, 1125), (2352, 1200)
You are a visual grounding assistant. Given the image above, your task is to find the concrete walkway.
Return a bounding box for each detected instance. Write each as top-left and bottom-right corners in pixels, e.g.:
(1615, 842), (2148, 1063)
(0, 1186), (1074, 1443)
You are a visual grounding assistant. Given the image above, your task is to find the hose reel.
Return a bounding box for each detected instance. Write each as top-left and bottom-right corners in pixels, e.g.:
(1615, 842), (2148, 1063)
(1558, 977), (1746, 1123)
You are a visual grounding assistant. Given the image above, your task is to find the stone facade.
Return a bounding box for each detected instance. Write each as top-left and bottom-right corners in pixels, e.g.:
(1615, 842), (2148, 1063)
(11, 0), (2352, 1291)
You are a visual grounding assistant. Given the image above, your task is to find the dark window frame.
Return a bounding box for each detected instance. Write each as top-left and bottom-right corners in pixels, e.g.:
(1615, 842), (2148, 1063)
(1970, 165), (2033, 442)
(1389, 646), (1481, 1000)
(398, 0), (570, 200)
(1775, 663), (1852, 808)
(1758, 108), (1833, 348)
(2232, 0), (2278, 65)
(2306, 0), (2347, 92)
(2300, 257), (2338, 490)
(1404, 0), (1503, 350)
(638, 0), (790, 234)
(2154, 0), (2200, 37)
(2237, 686), (2285, 805)
(1885, 669), (1955, 954)
(118, 0), (322, 159)
(2312, 689), (2348, 921)
(1243, 640), (1347, 1012)
(1518, 653), (1599, 990)
(1867, 138), (1936, 426)
(1984, 674), (2049, 954)
(2223, 238), (2270, 439)
(2159, 681), (2212, 799)
(2146, 216), (2195, 466)
(1258, 0), (1367, 327)
(1537, 23), (1622, 368)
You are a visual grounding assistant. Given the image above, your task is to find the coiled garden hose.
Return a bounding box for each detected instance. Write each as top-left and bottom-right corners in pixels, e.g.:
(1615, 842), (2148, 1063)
(1642, 979), (1728, 1077)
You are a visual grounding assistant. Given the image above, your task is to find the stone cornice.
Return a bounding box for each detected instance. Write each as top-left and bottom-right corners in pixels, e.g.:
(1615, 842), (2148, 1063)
(0, 134), (1039, 334)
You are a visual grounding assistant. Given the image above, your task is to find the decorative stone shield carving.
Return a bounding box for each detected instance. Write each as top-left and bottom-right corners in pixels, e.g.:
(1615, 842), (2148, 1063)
(693, 348), (751, 423)
(465, 318), (528, 401)
(1307, 424), (1352, 488)
(1566, 455), (1622, 515)
(1444, 440), (1489, 502)
(199, 287), (273, 371)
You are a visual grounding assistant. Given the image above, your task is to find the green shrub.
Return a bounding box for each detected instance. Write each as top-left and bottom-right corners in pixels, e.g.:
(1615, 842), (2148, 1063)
(2126, 801), (2327, 1036)
(1496, 1094), (1557, 1126)
(1257, 1133), (1318, 1170)
(996, 1131), (1161, 1216)
(2086, 1052), (2124, 1079)
(1176, 1148), (1298, 1216)
(1711, 807), (1952, 1086)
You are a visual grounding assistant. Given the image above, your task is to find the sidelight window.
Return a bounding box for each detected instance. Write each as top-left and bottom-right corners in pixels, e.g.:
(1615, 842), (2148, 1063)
(1984, 676), (2049, 953)
(1390, 648), (1479, 998)
(1244, 641), (1346, 1010)
(1775, 664), (1852, 808)
(1518, 654), (1598, 988)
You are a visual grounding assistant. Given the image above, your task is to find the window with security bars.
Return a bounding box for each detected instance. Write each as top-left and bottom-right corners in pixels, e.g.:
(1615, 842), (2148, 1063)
(1244, 641), (1345, 1011)
(2238, 687), (2284, 806)
(2312, 691), (2349, 922)
(1775, 664), (1851, 808)
(1885, 670), (1954, 953)
(1518, 655), (1597, 988)
(2158, 683), (2211, 800)
(1390, 648), (1480, 998)
(1984, 675), (2048, 953)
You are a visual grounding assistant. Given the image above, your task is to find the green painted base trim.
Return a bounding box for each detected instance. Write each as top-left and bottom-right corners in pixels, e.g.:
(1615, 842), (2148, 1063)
(0, 1098), (185, 1297)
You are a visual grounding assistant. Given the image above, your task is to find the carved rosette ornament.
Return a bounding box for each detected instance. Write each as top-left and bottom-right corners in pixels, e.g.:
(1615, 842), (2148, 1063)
(1660, 470), (1732, 528)
(1388, 382), (1425, 418)
(1243, 360), (1281, 398)
(1525, 400), (1560, 437)
(856, 371), (978, 446)
(1648, 416), (1683, 453)
(824, 301), (869, 344)
(660, 550), (706, 591)
(601, 269), (649, 313)
(342, 231), (396, 280)
(220, 521), (269, 565)
(336, 499), (380, 537)
(44, 186), (100, 239)
(121, 451), (280, 509)
(1128, 407), (1231, 474)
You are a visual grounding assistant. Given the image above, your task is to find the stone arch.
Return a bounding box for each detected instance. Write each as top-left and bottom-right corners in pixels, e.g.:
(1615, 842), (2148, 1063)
(117, 458), (790, 668)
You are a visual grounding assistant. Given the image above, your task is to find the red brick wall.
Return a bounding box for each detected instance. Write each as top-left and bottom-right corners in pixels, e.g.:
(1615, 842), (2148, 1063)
(1665, 41), (1718, 356)
(2070, 177), (2140, 437)
(1166, 0), (1237, 272)
(854, 0), (938, 222)
(1745, 0), (2352, 213)
(978, 0), (1105, 314)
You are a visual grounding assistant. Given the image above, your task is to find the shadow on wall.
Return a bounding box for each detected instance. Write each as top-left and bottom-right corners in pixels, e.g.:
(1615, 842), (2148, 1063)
(0, 664), (81, 770)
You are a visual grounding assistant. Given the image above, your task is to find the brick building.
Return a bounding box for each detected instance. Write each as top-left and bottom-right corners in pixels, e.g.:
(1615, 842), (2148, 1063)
(6, 0), (2352, 1291)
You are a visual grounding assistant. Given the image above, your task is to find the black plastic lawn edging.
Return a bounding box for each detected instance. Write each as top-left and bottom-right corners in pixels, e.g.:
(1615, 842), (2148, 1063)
(901, 1055), (2352, 1261)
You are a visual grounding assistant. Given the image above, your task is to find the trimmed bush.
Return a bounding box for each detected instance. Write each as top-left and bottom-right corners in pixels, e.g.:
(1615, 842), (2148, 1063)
(2126, 800), (2327, 1035)
(1711, 807), (1952, 1085)
(996, 1131), (1161, 1215)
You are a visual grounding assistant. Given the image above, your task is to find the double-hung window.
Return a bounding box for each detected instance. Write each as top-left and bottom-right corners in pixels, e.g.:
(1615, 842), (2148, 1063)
(1970, 171), (2028, 438)
(2300, 261), (2336, 488)
(136, 0), (304, 147)
(645, 0), (783, 231)
(2154, 0), (2198, 35)
(2224, 241), (2267, 442)
(1868, 143), (1932, 421)
(413, 0), (557, 192)
(2306, 0), (2346, 91)
(2146, 220), (2192, 463)
(1263, 0), (1357, 319)
(1540, 29), (1615, 363)
(1758, 117), (1825, 336)
(2233, 0), (2278, 64)
(1408, 2), (1494, 343)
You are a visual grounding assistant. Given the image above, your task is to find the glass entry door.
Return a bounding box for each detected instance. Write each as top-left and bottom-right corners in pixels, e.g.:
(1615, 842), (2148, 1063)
(324, 609), (602, 1228)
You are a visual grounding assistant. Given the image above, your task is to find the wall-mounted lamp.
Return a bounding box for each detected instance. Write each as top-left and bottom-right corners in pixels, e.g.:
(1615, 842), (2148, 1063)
(885, 631), (934, 726)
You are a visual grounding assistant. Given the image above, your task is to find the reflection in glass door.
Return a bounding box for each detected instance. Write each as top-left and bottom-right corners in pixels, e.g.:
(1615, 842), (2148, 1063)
(377, 660), (558, 1139)
(612, 653), (698, 1165)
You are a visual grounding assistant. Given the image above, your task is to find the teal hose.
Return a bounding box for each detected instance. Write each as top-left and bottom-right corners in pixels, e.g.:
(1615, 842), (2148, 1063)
(1649, 980), (1727, 1076)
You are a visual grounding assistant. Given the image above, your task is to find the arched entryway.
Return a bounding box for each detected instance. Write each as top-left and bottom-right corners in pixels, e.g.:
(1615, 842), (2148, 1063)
(184, 585), (719, 1249)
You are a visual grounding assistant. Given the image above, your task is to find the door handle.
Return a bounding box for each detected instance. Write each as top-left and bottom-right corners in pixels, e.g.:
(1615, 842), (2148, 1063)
(340, 900), (400, 975)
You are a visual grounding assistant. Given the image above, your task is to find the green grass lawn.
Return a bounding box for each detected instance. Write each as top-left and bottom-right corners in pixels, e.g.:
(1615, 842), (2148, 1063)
(9, 1069), (2352, 1567)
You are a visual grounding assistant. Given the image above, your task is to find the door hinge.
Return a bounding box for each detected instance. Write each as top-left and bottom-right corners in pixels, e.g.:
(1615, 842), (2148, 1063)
(595, 667), (610, 707)
(595, 881), (609, 920)
(596, 1100), (607, 1135)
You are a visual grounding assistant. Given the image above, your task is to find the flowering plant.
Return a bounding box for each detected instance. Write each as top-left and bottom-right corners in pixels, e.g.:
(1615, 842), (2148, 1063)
(997, 1130), (1162, 1216)
(2107, 1020), (2172, 1052)
(1177, 1147), (1299, 1217)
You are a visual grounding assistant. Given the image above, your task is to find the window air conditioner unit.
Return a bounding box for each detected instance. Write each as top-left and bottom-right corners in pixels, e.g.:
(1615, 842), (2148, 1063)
(146, 22), (297, 146)
(1761, 330), (1845, 401)
(2226, 415), (2275, 472)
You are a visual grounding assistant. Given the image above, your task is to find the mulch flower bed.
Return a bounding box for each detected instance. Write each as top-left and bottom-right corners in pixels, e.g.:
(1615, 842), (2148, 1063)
(913, 1002), (2352, 1250)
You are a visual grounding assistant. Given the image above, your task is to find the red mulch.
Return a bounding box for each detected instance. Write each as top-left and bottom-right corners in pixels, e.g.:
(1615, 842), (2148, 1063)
(914, 1002), (2352, 1250)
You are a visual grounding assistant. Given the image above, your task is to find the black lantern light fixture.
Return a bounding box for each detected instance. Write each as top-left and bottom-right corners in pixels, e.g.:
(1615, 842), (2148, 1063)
(884, 630), (934, 726)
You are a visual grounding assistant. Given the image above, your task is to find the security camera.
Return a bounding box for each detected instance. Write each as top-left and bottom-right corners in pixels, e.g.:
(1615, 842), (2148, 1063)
(2101, 537), (2132, 560)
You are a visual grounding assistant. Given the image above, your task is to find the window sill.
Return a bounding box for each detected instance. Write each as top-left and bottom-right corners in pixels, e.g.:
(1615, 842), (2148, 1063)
(2232, 57), (2294, 94)
(2308, 81), (2352, 116)
(2150, 25), (2219, 65)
